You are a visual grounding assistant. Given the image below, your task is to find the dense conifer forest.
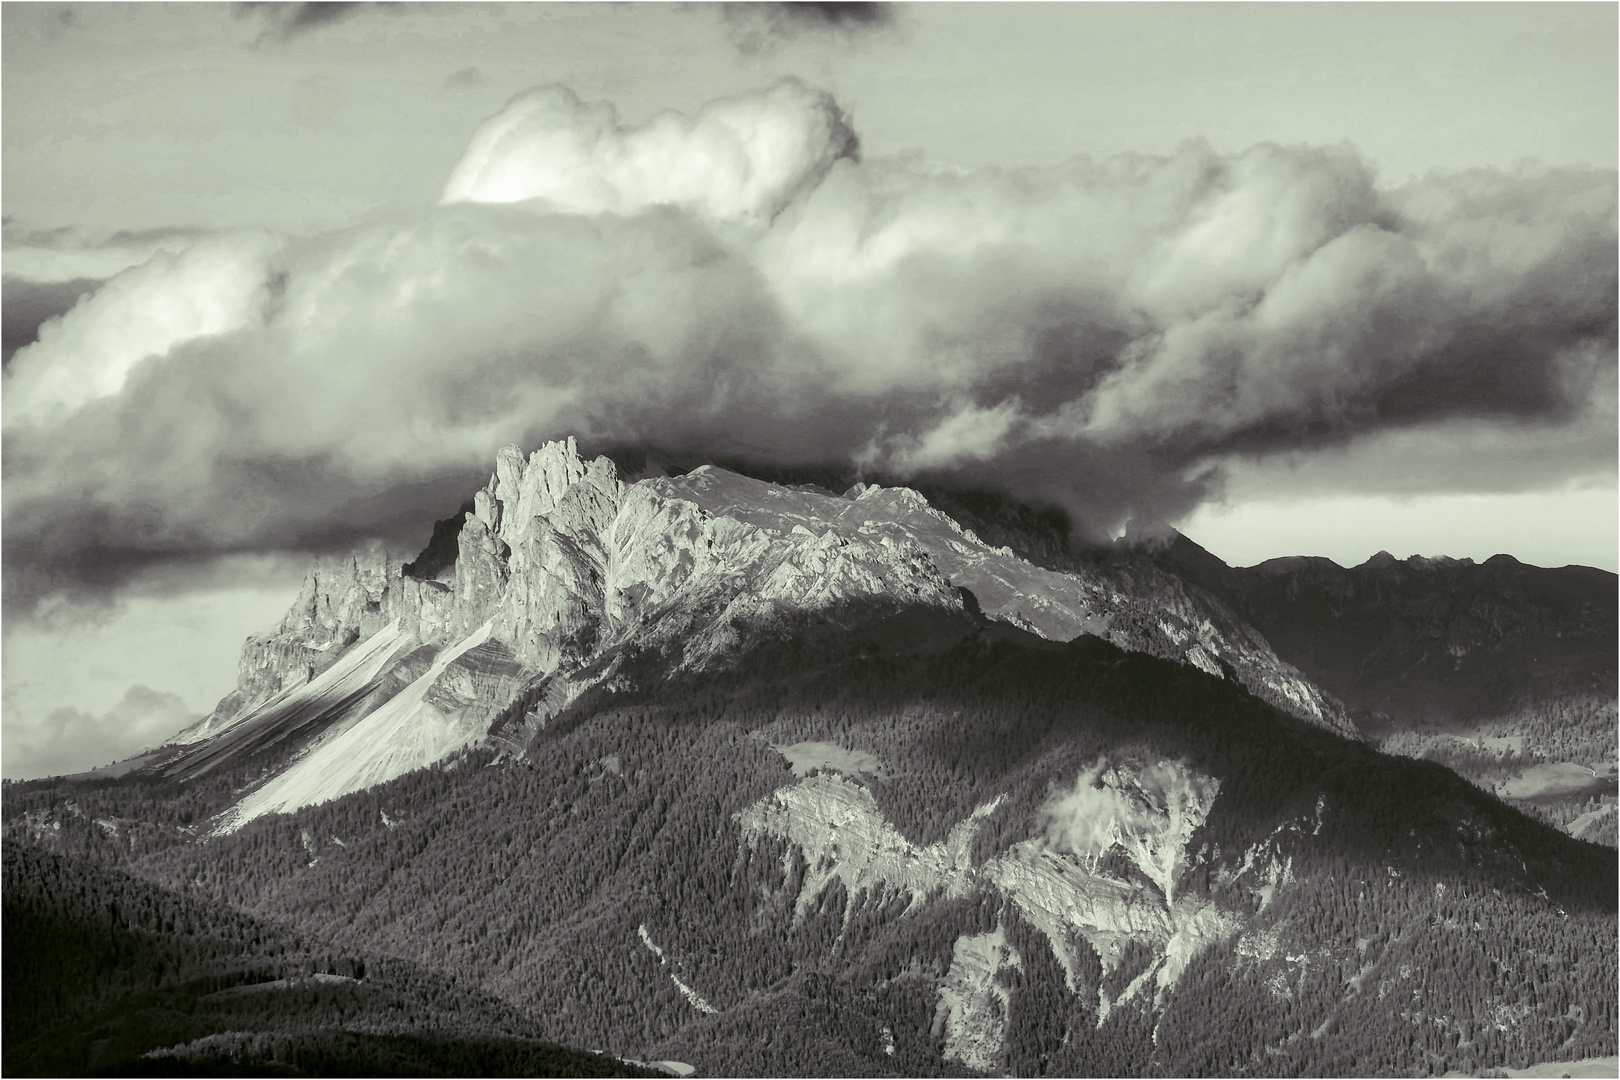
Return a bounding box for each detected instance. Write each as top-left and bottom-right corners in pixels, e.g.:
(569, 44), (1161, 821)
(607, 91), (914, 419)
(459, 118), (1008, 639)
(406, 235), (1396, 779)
(5, 609), (1615, 1076)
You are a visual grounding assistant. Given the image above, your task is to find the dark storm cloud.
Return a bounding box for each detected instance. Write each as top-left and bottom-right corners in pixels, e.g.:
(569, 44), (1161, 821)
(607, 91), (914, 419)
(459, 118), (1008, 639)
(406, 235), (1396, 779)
(760, 1), (896, 32)
(3, 84), (1613, 609)
(1, 456), (488, 616)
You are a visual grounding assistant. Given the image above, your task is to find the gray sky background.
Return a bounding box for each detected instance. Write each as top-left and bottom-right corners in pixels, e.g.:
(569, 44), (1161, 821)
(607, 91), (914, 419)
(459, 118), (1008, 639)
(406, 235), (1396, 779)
(3, 2), (1615, 778)
(6, 4), (1615, 229)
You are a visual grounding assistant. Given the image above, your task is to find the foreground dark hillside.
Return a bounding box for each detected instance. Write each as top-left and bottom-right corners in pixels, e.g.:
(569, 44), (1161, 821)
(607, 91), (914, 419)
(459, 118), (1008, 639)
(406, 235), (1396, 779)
(1, 844), (660, 1077)
(7, 607), (1614, 1077)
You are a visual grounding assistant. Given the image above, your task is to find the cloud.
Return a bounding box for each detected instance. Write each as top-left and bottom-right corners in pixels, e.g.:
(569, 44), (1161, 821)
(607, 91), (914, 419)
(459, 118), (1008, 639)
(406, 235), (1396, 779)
(1214, 416), (1617, 502)
(721, 2), (900, 55)
(1040, 758), (1216, 902)
(4, 231), (284, 426)
(879, 399), (1023, 473)
(1179, 483), (1620, 573)
(1, 555), (304, 779)
(1041, 759), (1196, 858)
(236, 2), (379, 43)
(3, 685), (197, 779)
(2, 276), (102, 366)
(2, 223), (211, 282)
(1041, 759), (1127, 865)
(443, 65), (485, 92)
(2, 83), (1613, 610)
(442, 80), (859, 230)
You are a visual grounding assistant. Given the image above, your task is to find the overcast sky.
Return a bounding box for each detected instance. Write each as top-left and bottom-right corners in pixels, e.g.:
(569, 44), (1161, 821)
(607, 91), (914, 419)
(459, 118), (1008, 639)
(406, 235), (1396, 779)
(3, 2), (1615, 778)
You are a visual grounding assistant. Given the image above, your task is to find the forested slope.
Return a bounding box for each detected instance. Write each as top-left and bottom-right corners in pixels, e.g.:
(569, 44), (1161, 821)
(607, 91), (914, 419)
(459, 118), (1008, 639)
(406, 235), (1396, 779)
(2, 843), (659, 1077)
(8, 608), (1612, 1077)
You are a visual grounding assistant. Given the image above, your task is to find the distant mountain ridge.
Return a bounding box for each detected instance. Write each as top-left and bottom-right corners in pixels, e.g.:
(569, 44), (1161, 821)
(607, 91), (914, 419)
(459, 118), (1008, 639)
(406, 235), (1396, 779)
(1150, 533), (1616, 731)
(1150, 532), (1619, 844)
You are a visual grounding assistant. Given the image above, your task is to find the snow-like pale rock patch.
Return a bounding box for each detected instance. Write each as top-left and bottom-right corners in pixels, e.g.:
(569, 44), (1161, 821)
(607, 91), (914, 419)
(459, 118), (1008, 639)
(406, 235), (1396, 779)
(1442, 1054), (1620, 1079)
(773, 741), (884, 779)
(935, 926), (1022, 1072)
(1499, 762), (1617, 801)
(735, 773), (1001, 919)
(637, 924), (717, 1015)
(737, 760), (1247, 1059)
(224, 623), (496, 828)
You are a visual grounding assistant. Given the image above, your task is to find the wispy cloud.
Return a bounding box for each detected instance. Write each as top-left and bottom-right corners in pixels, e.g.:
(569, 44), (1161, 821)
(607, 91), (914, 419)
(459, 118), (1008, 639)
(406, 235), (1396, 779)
(442, 65), (485, 92)
(721, 2), (901, 55)
(2, 685), (196, 779)
(236, 2), (384, 44)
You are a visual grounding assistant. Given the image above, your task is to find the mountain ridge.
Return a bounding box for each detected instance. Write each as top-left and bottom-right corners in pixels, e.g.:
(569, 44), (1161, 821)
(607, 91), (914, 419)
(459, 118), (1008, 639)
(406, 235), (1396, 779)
(6, 437), (1613, 1078)
(10, 602), (1611, 1076)
(146, 437), (1356, 829)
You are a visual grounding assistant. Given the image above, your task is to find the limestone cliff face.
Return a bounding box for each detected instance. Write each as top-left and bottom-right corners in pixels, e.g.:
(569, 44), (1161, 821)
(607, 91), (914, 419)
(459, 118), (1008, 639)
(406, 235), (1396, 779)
(182, 436), (1353, 826)
(935, 927), (1023, 1073)
(737, 755), (1263, 1069)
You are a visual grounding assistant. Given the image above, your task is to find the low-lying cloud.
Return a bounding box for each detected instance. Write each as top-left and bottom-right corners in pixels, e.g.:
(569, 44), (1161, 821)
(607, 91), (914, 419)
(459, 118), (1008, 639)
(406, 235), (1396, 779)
(1043, 759), (1202, 863)
(3, 685), (197, 779)
(4, 80), (1614, 611)
(1041, 758), (1219, 903)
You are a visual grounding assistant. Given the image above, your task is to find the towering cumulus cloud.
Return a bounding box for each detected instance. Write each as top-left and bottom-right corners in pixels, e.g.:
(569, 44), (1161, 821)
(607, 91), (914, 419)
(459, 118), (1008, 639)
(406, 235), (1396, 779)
(442, 80), (859, 229)
(3, 82), (1614, 607)
(5, 232), (284, 426)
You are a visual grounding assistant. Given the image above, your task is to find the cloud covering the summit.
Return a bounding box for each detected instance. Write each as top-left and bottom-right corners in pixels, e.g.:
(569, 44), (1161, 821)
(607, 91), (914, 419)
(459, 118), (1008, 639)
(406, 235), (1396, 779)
(4, 80), (1615, 604)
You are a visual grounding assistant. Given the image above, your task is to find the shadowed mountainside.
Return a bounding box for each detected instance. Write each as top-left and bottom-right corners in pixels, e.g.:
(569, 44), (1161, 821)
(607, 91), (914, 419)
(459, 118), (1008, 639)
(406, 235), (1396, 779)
(1151, 534), (1616, 732)
(6, 603), (1615, 1077)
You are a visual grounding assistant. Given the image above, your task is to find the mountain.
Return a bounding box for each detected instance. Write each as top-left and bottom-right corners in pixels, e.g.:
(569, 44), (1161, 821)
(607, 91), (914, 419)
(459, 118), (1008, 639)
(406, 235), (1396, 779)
(139, 438), (1353, 831)
(3, 439), (1614, 1078)
(1152, 533), (1615, 731)
(1152, 534), (1618, 843)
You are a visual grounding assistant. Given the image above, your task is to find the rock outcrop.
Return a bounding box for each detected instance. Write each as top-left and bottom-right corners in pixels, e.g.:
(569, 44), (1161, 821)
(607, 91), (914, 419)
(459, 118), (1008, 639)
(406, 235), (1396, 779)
(737, 757), (1259, 1065)
(935, 927), (1022, 1072)
(168, 437), (1356, 828)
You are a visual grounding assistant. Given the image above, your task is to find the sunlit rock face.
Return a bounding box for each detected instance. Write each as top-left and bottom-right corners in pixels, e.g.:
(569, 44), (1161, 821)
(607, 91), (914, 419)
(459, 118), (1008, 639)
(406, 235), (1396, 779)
(736, 756), (1259, 1066)
(136, 437), (1371, 1056)
(935, 927), (1023, 1072)
(224, 622), (518, 828)
(173, 436), (1351, 827)
(735, 773), (999, 919)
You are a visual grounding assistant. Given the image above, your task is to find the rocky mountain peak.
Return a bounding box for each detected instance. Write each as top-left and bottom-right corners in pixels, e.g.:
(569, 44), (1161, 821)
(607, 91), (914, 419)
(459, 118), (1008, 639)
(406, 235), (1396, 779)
(481, 437), (623, 548)
(159, 438), (1359, 826)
